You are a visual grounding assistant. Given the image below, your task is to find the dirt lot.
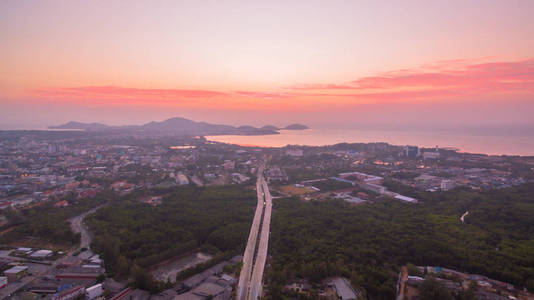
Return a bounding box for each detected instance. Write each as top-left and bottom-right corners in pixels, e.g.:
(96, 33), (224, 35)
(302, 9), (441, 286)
(278, 185), (317, 196)
(9, 237), (72, 252)
(150, 252), (212, 283)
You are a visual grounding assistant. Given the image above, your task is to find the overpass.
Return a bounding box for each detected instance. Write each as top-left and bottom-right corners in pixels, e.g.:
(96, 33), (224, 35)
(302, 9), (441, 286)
(236, 165), (273, 300)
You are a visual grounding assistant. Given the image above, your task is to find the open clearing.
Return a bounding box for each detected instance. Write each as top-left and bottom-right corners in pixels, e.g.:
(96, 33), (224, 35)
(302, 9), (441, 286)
(150, 252), (212, 283)
(278, 185), (317, 196)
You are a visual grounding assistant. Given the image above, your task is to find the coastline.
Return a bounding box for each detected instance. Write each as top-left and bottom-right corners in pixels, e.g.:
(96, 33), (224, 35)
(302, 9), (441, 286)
(206, 128), (534, 157)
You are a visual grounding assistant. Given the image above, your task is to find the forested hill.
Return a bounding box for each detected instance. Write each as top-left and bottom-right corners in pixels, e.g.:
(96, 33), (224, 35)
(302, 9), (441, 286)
(265, 183), (534, 300)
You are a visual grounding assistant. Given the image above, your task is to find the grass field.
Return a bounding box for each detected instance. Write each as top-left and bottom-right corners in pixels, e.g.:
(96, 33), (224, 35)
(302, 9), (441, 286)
(9, 237), (72, 252)
(278, 185), (317, 196)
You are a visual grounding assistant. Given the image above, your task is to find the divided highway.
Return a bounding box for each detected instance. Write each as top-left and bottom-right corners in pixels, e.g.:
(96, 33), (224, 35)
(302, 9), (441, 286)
(236, 165), (273, 300)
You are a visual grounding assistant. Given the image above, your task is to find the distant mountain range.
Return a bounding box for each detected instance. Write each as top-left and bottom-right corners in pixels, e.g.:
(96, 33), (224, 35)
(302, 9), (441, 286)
(49, 117), (309, 136)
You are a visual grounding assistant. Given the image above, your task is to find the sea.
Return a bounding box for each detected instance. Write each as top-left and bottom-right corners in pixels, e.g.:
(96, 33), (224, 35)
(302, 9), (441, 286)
(206, 127), (534, 156)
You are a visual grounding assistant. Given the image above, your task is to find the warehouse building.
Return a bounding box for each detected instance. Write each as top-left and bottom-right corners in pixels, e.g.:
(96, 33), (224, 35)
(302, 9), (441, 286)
(4, 265), (28, 282)
(30, 249), (53, 259)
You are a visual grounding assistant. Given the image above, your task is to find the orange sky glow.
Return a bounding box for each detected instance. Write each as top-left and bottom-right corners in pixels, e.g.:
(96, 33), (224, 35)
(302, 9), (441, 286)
(1, 1), (533, 128)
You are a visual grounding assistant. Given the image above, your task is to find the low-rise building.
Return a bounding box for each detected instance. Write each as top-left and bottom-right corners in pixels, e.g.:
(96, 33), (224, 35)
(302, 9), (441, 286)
(142, 196), (162, 206)
(4, 265), (28, 282)
(441, 179), (454, 191)
(394, 194), (418, 203)
(175, 174), (189, 185)
(423, 151), (440, 160)
(285, 149), (303, 157)
(54, 200), (69, 207)
(30, 249), (53, 259)
(231, 173), (250, 184)
(360, 183), (386, 194)
(53, 285), (85, 300)
(85, 283), (103, 300)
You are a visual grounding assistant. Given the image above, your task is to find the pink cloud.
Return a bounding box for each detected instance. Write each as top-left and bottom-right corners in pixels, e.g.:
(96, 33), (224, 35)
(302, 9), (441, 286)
(29, 58), (534, 107)
(282, 58), (534, 103)
(233, 91), (294, 99)
(33, 86), (228, 101)
(351, 58), (534, 91)
(32, 86), (299, 102)
(285, 83), (355, 90)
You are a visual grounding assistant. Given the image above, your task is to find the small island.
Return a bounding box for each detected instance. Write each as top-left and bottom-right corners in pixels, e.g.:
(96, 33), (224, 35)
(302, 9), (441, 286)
(282, 124), (309, 130)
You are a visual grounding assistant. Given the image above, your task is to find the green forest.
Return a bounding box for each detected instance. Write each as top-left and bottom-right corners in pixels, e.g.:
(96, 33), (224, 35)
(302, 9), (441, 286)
(265, 183), (534, 300)
(0, 192), (109, 247)
(86, 186), (256, 280)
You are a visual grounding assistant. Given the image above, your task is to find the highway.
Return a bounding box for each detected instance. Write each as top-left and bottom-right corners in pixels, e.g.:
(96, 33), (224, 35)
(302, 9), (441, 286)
(248, 175), (273, 300)
(236, 165), (273, 300)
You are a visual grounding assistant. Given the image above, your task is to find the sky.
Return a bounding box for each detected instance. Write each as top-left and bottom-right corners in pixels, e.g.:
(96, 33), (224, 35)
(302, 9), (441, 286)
(1, 0), (533, 129)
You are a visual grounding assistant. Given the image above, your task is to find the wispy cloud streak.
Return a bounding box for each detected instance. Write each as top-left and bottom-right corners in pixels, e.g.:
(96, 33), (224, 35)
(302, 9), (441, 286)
(30, 58), (534, 107)
(33, 86), (227, 99)
(285, 58), (534, 101)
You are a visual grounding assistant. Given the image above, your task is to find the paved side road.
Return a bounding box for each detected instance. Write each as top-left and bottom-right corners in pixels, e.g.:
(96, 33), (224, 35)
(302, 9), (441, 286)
(69, 203), (107, 249)
(460, 210), (469, 223)
(0, 204), (108, 299)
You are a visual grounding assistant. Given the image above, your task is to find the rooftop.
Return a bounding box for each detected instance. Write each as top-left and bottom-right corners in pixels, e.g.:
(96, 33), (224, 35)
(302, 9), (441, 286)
(4, 265), (28, 274)
(192, 282), (226, 297)
(30, 249), (53, 257)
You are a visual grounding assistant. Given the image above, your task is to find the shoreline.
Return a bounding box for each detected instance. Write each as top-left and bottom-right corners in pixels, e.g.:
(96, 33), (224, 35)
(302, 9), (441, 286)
(206, 128), (534, 157)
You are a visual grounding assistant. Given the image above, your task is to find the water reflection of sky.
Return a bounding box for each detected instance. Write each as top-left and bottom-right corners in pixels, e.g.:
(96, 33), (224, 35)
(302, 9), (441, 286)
(169, 145), (196, 150)
(207, 128), (534, 156)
